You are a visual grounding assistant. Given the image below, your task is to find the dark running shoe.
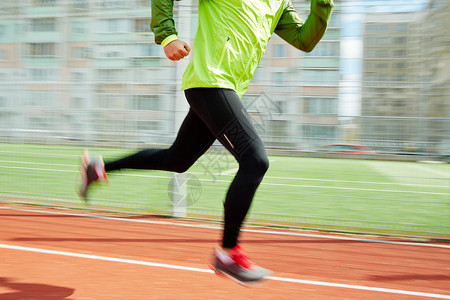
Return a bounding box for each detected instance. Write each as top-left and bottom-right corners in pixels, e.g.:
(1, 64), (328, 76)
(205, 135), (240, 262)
(211, 244), (271, 286)
(79, 149), (108, 202)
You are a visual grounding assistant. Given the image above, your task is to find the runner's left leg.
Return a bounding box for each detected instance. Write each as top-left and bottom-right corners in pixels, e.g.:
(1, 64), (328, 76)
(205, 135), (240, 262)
(104, 108), (216, 173)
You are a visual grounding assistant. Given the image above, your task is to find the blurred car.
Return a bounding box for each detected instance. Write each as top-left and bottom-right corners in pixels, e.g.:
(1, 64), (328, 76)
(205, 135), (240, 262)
(317, 144), (375, 154)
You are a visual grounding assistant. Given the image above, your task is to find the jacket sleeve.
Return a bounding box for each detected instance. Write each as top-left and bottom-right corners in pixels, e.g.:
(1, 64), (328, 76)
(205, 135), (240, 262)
(275, 0), (334, 52)
(151, 0), (178, 45)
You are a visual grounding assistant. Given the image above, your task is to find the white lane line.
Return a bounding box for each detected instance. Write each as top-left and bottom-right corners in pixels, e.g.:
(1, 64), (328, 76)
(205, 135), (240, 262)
(1, 206), (449, 249)
(0, 243), (213, 274)
(268, 275), (450, 299)
(1, 243), (449, 299)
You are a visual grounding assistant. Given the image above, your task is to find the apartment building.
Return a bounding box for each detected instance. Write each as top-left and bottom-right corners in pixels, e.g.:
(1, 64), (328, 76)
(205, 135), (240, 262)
(0, 0), (342, 150)
(360, 0), (449, 152)
(0, 0), (171, 146)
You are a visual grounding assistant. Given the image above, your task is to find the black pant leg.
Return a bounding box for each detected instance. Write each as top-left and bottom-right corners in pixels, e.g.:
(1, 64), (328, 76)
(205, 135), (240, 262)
(185, 88), (269, 249)
(105, 108), (215, 173)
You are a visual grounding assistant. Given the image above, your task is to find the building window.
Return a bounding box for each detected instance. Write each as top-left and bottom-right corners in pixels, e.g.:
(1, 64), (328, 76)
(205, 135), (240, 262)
(302, 124), (337, 143)
(394, 62), (406, 70)
(328, 13), (340, 28)
(272, 72), (286, 85)
(366, 37), (376, 46)
(132, 95), (160, 110)
(0, 49), (7, 60)
(304, 98), (318, 114)
(375, 63), (388, 70)
(98, 19), (129, 33)
(98, 69), (126, 82)
(137, 120), (160, 131)
(134, 44), (159, 57)
(74, 0), (88, 9)
(33, 0), (57, 6)
(0, 111), (11, 129)
(132, 68), (164, 83)
(30, 18), (56, 32)
(376, 50), (389, 57)
(395, 24), (408, 31)
(71, 97), (84, 108)
(375, 37), (389, 45)
(72, 47), (91, 59)
(394, 37), (406, 44)
(364, 49), (376, 58)
(302, 70), (339, 86)
(99, 0), (128, 8)
(366, 24), (389, 32)
(377, 25), (389, 32)
(304, 98), (337, 115)
(72, 21), (87, 34)
(135, 18), (151, 32)
(0, 25), (6, 38)
(72, 72), (85, 82)
(28, 43), (56, 57)
(366, 24), (377, 32)
(394, 49), (406, 57)
(29, 116), (50, 130)
(30, 68), (58, 81)
(98, 45), (125, 58)
(27, 92), (56, 107)
(305, 41), (339, 57)
(98, 94), (125, 109)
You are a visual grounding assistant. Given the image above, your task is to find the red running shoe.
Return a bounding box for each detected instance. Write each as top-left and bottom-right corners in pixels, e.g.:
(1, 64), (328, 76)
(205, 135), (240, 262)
(212, 244), (271, 285)
(78, 149), (108, 202)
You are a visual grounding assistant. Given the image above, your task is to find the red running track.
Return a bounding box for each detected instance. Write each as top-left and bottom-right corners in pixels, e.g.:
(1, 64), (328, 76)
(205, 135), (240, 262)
(1, 204), (449, 299)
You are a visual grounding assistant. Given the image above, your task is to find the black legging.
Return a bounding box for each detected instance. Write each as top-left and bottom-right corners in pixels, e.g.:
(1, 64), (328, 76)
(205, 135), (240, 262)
(105, 88), (269, 248)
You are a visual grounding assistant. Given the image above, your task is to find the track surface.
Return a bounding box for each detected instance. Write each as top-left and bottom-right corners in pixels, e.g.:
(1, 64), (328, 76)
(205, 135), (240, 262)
(1, 204), (449, 299)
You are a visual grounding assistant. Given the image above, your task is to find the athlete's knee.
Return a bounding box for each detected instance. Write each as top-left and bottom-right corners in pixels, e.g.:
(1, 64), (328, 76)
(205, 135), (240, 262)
(254, 153), (269, 175)
(166, 147), (195, 173)
(167, 156), (193, 173)
(241, 148), (269, 177)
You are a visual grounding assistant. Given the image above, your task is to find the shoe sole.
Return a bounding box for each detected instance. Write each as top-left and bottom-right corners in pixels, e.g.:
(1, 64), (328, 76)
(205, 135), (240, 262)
(209, 264), (270, 287)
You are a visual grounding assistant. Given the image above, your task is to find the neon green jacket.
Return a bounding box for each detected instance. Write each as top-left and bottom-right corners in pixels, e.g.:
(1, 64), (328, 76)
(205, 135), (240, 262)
(151, 0), (333, 98)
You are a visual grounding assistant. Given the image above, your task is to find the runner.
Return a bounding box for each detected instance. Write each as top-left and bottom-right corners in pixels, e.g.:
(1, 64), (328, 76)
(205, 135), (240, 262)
(80, 0), (333, 285)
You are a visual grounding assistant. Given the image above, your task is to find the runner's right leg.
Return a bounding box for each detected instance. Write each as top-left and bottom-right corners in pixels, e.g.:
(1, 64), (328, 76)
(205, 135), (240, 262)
(185, 88), (271, 284)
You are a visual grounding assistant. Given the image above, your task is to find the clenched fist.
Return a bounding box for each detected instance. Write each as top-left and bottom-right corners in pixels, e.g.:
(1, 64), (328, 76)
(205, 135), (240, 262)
(164, 40), (191, 61)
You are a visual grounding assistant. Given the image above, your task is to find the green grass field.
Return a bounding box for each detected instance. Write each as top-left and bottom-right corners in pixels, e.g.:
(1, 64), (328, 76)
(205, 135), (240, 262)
(1, 143), (449, 238)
